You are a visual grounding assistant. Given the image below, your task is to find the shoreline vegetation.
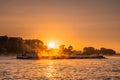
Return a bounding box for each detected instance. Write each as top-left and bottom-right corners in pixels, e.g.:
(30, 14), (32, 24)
(0, 35), (117, 59)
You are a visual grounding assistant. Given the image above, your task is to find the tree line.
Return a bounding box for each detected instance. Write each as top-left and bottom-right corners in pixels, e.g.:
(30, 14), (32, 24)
(58, 45), (116, 57)
(0, 35), (44, 55)
(0, 35), (116, 56)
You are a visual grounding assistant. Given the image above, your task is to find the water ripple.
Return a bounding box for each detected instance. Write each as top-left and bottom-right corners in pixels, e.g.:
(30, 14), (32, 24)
(0, 56), (120, 80)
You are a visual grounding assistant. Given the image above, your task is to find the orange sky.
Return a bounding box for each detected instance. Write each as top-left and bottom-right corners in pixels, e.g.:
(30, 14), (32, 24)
(0, 0), (120, 53)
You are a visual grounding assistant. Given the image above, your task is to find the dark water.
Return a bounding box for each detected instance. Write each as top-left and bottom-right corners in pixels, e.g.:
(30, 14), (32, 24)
(0, 56), (120, 80)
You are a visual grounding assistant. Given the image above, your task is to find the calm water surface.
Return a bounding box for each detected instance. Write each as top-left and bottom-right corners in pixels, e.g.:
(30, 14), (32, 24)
(0, 56), (120, 80)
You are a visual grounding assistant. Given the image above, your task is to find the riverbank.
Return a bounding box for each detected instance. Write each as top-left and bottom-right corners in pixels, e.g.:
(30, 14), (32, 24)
(16, 55), (106, 59)
(2, 53), (120, 60)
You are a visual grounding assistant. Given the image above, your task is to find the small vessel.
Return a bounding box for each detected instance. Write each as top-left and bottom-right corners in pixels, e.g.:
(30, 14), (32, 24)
(16, 52), (39, 59)
(16, 52), (106, 59)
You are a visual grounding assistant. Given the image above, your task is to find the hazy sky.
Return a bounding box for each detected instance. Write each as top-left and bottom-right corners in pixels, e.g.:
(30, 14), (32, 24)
(0, 0), (120, 52)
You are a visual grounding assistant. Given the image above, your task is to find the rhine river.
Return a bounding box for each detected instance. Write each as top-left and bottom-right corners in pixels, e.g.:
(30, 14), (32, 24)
(0, 56), (120, 80)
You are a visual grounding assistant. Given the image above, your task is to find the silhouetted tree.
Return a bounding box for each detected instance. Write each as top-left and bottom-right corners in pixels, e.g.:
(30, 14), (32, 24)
(24, 39), (43, 48)
(24, 39), (44, 53)
(0, 36), (8, 53)
(64, 45), (74, 56)
(58, 45), (65, 56)
(100, 48), (116, 55)
(83, 47), (95, 55)
(72, 50), (82, 56)
(95, 49), (100, 55)
(0, 35), (117, 56)
(6, 37), (24, 53)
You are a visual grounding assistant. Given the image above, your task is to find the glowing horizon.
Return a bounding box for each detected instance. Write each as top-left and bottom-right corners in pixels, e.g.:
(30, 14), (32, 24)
(0, 0), (120, 53)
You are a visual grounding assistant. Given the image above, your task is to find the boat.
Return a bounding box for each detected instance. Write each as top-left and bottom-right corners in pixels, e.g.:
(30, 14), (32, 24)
(16, 52), (39, 59)
(16, 52), (106, 59)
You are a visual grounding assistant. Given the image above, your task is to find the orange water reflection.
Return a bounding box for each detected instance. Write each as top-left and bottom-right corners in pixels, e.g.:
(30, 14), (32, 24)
(35, 60), (57, 79)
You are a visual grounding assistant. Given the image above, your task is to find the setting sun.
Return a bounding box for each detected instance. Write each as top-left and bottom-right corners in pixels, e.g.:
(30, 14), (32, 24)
(48, 42), (56, 48)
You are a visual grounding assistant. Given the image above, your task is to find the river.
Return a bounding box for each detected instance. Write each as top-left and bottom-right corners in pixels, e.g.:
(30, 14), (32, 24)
(0, 56), (120, 80)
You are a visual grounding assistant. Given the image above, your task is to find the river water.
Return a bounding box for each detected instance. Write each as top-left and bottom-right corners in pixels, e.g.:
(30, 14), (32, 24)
(0, 56), (120, 80)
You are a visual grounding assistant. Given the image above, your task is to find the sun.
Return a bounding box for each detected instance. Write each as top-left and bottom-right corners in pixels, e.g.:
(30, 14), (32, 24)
(48, 42), (56, 48)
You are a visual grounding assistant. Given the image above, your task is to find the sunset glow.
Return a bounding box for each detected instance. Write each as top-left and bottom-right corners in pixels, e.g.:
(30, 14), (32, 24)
(0, 0), (120, 53)
(48, 42), (56, 49)
(0, 0), (120, 80)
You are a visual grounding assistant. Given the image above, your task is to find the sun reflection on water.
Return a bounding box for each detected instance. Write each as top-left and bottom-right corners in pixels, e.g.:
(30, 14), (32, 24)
(45, 61), (58, 79)
(35, 60), (58, 79)
(1, 57), (119, 80)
